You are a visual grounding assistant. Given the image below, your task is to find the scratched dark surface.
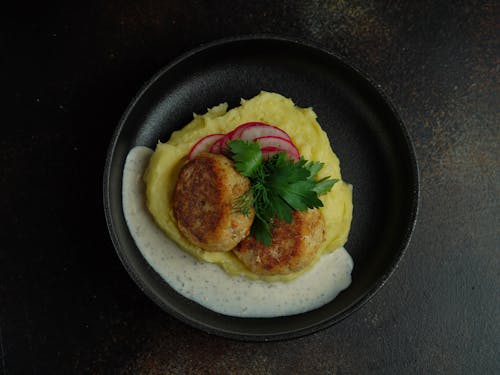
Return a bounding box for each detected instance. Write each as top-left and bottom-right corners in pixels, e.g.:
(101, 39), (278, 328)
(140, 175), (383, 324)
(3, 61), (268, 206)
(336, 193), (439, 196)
(2, 0), (499, 373)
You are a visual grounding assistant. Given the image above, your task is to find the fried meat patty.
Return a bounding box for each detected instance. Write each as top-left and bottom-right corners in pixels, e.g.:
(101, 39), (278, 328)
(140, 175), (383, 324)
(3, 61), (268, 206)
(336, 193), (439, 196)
(173, 152), (254, 252)
(233, 209), (325, 275)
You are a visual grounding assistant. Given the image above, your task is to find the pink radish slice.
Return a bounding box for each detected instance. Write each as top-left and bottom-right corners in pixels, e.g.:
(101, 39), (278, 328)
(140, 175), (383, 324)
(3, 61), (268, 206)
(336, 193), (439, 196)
(188, 133), (225, 159)
(228, 122), (262, 140)
(261, 146), (297, 160)
(209, 133), (232, 154)
(253, 136), (300, 160)
(225, 126), (241, 140)
(230, 122), (292, 142)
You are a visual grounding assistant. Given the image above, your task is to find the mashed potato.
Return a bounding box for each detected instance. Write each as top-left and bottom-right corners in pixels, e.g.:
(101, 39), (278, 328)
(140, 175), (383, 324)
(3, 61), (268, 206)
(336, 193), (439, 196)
(144, 91), (353, 282)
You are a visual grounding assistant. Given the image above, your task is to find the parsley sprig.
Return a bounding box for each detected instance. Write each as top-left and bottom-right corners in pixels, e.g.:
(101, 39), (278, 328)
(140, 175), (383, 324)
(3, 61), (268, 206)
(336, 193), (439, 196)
(230, 140), (337, 246)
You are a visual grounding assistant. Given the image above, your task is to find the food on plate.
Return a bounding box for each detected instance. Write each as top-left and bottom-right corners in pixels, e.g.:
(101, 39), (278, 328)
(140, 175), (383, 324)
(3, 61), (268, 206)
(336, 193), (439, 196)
(143, 91), (353, 282)
(188, 133), (225, 159)
(173, 152), (254, 252)
(123, 91), (354, 317)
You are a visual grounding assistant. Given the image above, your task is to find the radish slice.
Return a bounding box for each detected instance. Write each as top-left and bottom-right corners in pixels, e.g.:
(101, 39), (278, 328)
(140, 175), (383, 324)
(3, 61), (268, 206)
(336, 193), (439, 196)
(188, 133), (225, 159)
(228, 122), (262, 140)
(225, 126), (241, 140)
(230, 122), (292, 142)
(254, 136), (300, 160)
(209, 133), (232, 154)
(261, 146), (297, 160)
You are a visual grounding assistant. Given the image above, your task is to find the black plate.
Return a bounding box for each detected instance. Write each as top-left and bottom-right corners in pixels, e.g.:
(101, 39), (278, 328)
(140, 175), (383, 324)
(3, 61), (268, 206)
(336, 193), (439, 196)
(104, 36), (419, 341)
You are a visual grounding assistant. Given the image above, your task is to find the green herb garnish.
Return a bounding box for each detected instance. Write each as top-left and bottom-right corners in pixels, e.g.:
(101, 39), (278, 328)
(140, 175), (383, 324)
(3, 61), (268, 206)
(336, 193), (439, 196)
(229, 140), (338, 246)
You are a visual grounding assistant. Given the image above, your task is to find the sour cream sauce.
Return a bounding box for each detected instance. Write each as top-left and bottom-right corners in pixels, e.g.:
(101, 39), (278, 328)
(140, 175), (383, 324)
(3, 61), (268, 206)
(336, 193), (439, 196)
(123, 146), (353, 318)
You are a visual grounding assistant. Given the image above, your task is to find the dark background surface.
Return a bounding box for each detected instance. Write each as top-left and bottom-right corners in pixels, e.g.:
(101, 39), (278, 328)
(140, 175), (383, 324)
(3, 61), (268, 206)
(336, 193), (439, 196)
(2, 0), (498, 373)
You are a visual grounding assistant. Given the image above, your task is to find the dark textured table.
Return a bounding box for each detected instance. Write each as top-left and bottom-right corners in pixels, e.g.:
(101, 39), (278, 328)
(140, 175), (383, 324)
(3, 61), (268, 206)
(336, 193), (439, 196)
(2, 1), (498, 373)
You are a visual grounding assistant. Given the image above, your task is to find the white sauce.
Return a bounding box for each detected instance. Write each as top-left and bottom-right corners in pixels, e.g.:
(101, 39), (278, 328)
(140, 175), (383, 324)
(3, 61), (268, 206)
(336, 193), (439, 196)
(122, 146), (353, 318)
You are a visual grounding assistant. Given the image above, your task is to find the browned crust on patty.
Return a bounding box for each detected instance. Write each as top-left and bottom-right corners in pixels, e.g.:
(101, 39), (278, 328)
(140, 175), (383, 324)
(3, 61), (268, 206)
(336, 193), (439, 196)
(233, 209), (325, 275)
(173, 152), (254, 252)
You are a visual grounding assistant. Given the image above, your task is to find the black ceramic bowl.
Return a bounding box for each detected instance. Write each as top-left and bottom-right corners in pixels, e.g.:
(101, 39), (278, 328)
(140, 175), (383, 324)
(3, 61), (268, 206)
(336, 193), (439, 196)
(104, 36), (419, 341)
